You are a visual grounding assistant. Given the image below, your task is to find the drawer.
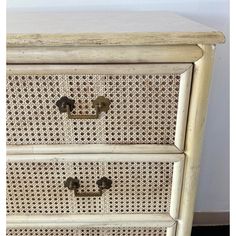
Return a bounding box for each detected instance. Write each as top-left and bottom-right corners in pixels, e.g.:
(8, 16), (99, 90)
(7, 154), (184, 218)
(7, 227), (175, 236)
(6, 64), (192, 152)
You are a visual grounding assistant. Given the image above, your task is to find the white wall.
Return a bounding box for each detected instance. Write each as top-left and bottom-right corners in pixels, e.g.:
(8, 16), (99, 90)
(7, 0), (229, 212)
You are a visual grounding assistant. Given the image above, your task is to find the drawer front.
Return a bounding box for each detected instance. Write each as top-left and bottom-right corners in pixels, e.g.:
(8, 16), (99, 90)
(7, 226), (174, 236)
(6, 64), (192, 150)
(7, 154), (183, 218)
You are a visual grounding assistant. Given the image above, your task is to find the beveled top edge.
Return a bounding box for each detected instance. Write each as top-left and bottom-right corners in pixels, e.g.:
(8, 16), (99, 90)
(7, 31), (225, 47)
(7, 11), (225, 46)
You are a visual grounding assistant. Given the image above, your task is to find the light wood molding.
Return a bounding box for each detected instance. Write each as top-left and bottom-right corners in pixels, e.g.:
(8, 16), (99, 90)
(174, 66), (193, 151)
(167, 225), (176, 236)
(176, 45), (216, 236)
(6, 144), (181, 155)
(7, 45), (203, 64)
(6, 153), (184, 162)
(7, 63), (192, 75)
(170, 158), (184, 219)
(7, 214), (175, 228)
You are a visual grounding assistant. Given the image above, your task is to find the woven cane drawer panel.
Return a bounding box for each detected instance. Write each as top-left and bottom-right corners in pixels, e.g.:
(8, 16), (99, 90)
(7, 227), (168, 236)
(6, 65), (192, 146)
(7, 159), (175, 215)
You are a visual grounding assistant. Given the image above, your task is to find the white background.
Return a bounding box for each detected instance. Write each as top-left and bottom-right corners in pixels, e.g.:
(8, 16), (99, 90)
(7, 0), (229, 213)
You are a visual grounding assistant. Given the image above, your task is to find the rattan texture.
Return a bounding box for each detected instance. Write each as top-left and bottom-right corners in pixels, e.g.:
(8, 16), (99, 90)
(6, 227), (167, 236)
(7, 160), (174, 215)
(6, 74), (180, 145)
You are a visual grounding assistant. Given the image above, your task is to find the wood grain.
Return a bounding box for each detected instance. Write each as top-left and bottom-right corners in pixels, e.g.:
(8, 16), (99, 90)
(7, 11), (225, 46)
(7, 32), (224, 47)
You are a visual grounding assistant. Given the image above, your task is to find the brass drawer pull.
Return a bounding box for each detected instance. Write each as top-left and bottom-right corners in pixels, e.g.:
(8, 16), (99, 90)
(64, 176), (112, 197)
(56, 96), (111, 119)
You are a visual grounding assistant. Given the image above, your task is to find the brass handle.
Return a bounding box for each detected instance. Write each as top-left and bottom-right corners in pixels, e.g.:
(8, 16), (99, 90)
(64, 176), (112, 197)
(56, 96), (111, 120)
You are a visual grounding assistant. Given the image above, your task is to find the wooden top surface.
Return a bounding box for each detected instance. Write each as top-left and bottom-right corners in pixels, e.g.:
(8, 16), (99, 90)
(7, 11), (225, 46)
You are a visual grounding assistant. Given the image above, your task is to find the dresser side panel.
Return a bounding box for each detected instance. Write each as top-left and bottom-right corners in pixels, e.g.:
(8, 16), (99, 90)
(176, 45), (216, 236)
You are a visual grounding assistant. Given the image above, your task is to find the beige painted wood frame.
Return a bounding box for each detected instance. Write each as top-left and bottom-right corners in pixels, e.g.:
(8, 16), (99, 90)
(6, 64), (192, 154)
(176, 45), (216, 236)
(7, 214), (176, 236)
(7, 45), (203, 64)
(7, 33), (224, 47)
(7, 214), (175, 228)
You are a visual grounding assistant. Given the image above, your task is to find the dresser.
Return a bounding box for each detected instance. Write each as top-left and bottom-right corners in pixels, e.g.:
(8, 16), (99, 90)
(6, 11), (225, 236)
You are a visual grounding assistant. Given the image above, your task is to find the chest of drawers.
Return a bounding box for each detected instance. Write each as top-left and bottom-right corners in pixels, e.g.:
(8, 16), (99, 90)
(6, 11), (224, 236)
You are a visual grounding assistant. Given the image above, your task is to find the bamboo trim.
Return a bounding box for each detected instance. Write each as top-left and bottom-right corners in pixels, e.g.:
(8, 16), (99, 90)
(7, 144), (181, 155)
(7, 45), (203, 64)
(7, 153), (184, 162)
(176, 45), (216, 236)
(174, 65), (193, 150)
(7, 63), (192, 75)
(7, 214), (175, 228)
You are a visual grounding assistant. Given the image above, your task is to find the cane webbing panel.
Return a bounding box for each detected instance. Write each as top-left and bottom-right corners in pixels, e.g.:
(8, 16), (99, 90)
(6, 73), (181, 145)
(6, 227), (167, 236)
(7, 160), (174, 215)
